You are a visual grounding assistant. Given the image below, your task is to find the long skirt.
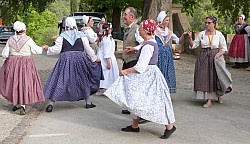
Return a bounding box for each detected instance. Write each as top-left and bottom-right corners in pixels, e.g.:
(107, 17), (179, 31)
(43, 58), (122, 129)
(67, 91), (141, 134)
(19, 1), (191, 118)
(0, 56), (45, 105)
(98, 53), (119, 89)
(228, 34), (250, 62)
(104, 65), (175, 125)
(44, 51), (103, 101)
(157, 44), (176, 93)
(194, 48), (220, 99)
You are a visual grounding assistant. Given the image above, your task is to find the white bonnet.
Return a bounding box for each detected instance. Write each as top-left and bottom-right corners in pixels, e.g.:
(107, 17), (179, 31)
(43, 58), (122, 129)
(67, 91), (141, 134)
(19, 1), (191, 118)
(240, 14), (245, 20)
(65, 17), (77, 29)
(13, 21), (26, 32)
(157, 11), (167, 23)
(82, 15), (89, 24)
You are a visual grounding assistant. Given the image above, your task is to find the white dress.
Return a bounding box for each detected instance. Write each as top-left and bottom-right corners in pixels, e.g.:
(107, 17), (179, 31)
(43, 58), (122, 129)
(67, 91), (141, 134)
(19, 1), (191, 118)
(97, 34), (119, 89)
(104, 39), (175, 125)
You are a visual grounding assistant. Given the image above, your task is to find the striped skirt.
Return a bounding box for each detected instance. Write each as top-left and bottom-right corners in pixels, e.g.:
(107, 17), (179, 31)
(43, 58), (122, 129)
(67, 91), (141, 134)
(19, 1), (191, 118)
(0, 56), (45, 105)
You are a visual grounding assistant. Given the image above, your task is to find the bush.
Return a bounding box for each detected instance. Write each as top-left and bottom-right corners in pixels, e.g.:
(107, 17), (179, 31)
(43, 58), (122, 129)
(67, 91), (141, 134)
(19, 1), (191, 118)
(40, 27), (58, 46)
(19, 5), (58, 45)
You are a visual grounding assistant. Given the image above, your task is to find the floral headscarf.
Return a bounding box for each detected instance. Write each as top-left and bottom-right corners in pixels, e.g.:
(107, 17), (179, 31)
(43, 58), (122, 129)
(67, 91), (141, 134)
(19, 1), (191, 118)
(141, 18), (157, 35)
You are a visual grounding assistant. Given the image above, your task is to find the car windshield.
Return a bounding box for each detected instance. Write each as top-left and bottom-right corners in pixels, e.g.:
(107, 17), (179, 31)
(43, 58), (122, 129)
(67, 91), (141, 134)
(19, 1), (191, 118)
(75, 18), (100, 31)
(0, 26), (14, 33)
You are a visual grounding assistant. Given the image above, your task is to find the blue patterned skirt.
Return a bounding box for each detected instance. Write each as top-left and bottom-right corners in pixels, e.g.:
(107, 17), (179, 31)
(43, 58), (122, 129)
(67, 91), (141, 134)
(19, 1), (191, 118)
(44, 51), (103, 101)
(157, 44), (176, 93)
(104, 65), (175, 125)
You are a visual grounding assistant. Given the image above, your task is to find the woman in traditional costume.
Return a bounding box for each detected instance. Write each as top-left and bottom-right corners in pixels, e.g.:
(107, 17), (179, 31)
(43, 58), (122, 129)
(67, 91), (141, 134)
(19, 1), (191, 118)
(81, 15), (99, 54)
(185, 16), (232, 108)
(43, 17), (103, 112)
(155, 11), (184, 93)
(228, 14), (250, 69)
(0, 21), (45, 115)
(104, 19), (176, 139)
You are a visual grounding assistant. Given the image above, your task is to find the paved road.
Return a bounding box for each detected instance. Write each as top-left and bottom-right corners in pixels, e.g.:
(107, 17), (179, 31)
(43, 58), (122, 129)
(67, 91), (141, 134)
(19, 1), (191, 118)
(0, 44), (250, 144)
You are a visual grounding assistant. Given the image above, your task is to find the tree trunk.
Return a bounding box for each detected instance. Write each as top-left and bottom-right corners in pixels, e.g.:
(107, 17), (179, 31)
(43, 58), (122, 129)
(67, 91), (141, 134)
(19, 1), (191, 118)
(112, 7), (121, 32)
(142, 0), (172, 22)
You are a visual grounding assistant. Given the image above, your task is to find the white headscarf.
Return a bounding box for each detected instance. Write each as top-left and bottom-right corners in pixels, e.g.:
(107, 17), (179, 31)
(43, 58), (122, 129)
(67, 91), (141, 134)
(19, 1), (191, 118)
(13, 21), (26, 32)
(65, 17), (77, 29)
(82, 15), (89, 25)
(157, 11), (167, 24)
(240, 14), (245, 20)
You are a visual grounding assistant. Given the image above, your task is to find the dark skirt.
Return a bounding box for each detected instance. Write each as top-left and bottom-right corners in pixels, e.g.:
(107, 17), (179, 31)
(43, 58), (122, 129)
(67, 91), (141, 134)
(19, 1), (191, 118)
(44, 51), (103, 101)
(157, 44), (176, 93)
(194, 49), (220, 92)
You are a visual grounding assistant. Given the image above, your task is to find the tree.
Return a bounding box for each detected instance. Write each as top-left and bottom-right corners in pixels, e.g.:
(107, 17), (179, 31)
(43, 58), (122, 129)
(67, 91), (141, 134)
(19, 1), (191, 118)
(19, 5), (58, 45)
(83, 0), (142, 32)
(79, 0), (93, 12)
(172, 0), (200, 16)
(211, 0), (250, 23)
(48, 0), (71, 20)
(142, 0), (172, 20)
(0, 0), (55, 24)
(70, 0), (79, 14)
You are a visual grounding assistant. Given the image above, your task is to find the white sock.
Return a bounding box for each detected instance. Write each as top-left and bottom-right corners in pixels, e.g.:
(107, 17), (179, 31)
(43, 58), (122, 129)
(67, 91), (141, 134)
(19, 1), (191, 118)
(48, 100), (55, 106)
(17, 105), (25, 109)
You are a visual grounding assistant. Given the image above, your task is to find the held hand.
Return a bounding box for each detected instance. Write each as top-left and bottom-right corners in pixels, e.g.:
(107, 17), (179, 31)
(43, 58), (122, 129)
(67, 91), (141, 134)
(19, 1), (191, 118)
(95, 58), (101, 62)
(42, 45), (49, 51)
(119, 70), (126, 76)
(183, 31), (192, 38)
(124, 46), (137, 55)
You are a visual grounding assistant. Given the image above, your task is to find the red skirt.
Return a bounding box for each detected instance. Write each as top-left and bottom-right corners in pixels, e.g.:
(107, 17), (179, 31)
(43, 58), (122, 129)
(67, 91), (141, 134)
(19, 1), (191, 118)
(0, 56), (45, 105)
(228, 34), (245, 58)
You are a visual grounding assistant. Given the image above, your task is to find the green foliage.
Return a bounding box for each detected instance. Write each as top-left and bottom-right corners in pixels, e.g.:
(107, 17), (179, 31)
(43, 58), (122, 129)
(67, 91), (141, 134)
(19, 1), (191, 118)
(71, 0), (79, 14)
(173, 0), (200, 16)
(83, 0), (142, 21)
(188, 0), (235, 34)
(211, 0), (250, 23)
(48, 0), (71, 20)
(79, 0), (93, 12)
(216, 24), (234, 34)
(0, 0), (55, 24)
(19, 5), (58, 45)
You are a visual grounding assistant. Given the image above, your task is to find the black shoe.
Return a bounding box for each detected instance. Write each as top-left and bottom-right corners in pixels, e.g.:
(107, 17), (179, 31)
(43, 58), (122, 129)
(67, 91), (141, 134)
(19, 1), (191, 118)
(19, 107), (26, 115)
(122, 110), (130, 114)
(46, 105), (53, 112)
(12, 106), (20, 112)
(160, 125), (176, 139)
(85, 102), (96, 109)
(232, 64), (240, 69)
(138, 118), (149, 124)
(121, 125), (140, 132)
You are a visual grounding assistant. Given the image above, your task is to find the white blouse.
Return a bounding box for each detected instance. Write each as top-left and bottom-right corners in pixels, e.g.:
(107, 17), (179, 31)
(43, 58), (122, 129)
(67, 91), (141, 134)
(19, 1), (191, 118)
(82, 27), (98, 44)
(156, 26), (180, 44)
(191, 30), (227, 51)
(99, 34), (115, 58)
(134, 39), (156, 73)
(2, 38), (43, 59)
(47, 36), (97, 62)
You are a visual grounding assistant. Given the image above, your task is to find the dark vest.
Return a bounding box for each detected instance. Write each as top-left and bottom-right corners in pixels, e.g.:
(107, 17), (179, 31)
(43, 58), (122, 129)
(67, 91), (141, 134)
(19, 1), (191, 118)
(136, 41), (158, 65)
(122, 23), (139, 63)
(61, 38), (84, 52)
